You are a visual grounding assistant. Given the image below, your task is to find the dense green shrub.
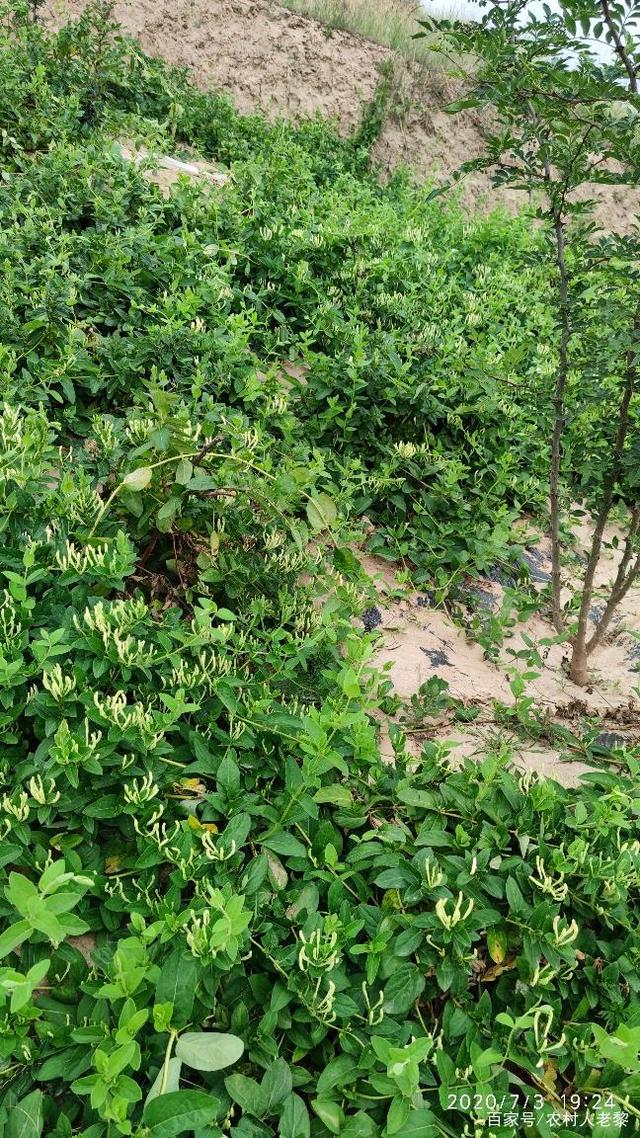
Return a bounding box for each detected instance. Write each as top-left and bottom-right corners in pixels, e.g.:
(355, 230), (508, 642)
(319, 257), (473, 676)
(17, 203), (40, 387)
(2, 7), (640, 1135)
(3, 407), (640, 1134)
(0, 1), (559, 580)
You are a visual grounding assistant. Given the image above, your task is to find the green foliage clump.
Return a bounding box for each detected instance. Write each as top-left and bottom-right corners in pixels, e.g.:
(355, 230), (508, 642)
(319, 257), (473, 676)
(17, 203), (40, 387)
(2, 5), (640, 1136)
(0, 0), (559, 584)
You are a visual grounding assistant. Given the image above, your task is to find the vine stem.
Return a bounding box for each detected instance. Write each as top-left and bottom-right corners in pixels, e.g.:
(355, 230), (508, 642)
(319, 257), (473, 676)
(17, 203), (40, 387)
(159, 1029), (178, 1095)
(89, 448), (327, 538)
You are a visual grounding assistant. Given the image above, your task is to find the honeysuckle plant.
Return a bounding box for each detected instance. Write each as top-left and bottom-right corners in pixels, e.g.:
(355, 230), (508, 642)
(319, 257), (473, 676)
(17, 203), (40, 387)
(2, 6), (640, 1137)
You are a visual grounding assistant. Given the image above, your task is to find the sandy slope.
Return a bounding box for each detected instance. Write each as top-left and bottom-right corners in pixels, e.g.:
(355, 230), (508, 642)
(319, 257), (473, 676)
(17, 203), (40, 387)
(45, 0), (639, 228)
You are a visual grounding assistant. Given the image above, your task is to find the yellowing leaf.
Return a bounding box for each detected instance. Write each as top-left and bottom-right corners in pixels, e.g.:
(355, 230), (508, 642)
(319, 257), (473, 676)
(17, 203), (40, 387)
(176, 778), (207, 796)
(105, 857), (122, 875)
(186, 816), (218, 833)
(306, 493), (337, 532)
(122, 466), (152, 491)
(482, 957), (517, 983)
(487, 927), (508, 964)
(266, 852), (288, 891)
(542, 1059), (558, 1092)
(382, 889), (403, 912)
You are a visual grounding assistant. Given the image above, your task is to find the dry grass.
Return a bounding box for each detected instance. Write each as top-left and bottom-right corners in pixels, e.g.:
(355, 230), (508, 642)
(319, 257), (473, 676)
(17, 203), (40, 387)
(279, 0), (436, 59)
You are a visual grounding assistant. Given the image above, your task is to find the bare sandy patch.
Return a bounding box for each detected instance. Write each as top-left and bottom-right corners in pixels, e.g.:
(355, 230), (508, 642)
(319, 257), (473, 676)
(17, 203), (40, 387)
(117, 141), (228, 196)
(358, 518), (640, 785)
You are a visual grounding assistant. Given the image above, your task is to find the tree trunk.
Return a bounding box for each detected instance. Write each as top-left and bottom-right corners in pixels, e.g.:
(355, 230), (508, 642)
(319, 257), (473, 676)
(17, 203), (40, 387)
(568, 304), (640, 682)
(549, 206), (571, 635)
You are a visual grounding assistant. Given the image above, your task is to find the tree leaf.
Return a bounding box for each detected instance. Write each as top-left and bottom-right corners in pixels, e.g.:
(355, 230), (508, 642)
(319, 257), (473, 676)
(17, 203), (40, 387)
(392, 1110), (439, 1137)
(122, 467), (152, 491)
(505, 877), (527, 915)
(174, 459), (193, 485)
(0, 920), (31, 960)
(314, 786), (353, 807)
(262, 1057), (292, 1110)
(487, 928), (507, 964)
(175, 1031), (244, 1072)
(382, 964), (425, 1015)
(225, 1073), (268, 1118)
(306, 493), (337, 532)
(311, 1100), (344, 1135)
(143, 1090), (220, 1136)
(261, 832), (308, 859)
(156, 496), (180, 532)
(266, 852), (288, 891)
(387, 1096), (411, 1135)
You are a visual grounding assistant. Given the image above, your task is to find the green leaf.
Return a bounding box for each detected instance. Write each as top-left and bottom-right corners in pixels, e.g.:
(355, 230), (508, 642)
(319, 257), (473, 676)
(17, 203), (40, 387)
(225, 1074), (268, 1119)
(505, 877), (526, 914)
(435, 956), (455, 992)
(6, 1091), (44, 1138)
(311, 1101), (344, 1134)
(314, 786), (353, 807)
(341, 1113), (377, 1137)
(338, 667), (360, 698)
(392, 1110), (439, 1137)
(387, 1096), (411, 1136)
(143, 1090), (220, 1136)
(306, 493), (337, 532)
(175, 459), (193, 485)
(261, 833), (308, 859)
(316, 1056), (356, 1098)
(5, 872), (38, 913)
(175, 1031), (244, 1072)
(156, 496), (181, 531)
(279, 1093), (310, 1138)
(155, 950), (197, 1029)
(122, 467), (152, 491)
(145, 1059), (183, 1107)
(262, 1058), (292, 1110)
(382, 964), (426, 1015)
(0, 920), (31, 959)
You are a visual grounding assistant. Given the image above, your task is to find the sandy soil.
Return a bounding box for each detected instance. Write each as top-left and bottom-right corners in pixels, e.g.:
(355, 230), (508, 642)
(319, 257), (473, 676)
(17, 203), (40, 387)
(117, 141), (228, 195)
(46, 0), (388, 128)
(360, 518), (640, 786)
(45, 0), (640, 230)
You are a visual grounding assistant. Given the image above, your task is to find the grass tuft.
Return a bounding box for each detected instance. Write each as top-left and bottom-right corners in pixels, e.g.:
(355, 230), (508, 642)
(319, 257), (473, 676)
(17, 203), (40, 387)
(279, 0), (439, 60)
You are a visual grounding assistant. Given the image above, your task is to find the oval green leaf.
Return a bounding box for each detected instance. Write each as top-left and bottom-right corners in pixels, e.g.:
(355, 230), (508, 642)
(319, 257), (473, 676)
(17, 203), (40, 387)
(144, 1058), (183, 1108)
(175, 1030), (244, 1072)
(311, 1100), (344, 1135)
(143, 1090), (219, 1136)
(306, 493), (337, 532)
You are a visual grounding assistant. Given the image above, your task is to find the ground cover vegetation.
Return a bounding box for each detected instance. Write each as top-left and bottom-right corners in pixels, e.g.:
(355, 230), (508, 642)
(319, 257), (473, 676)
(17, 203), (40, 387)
(2, 3), (640, 1136)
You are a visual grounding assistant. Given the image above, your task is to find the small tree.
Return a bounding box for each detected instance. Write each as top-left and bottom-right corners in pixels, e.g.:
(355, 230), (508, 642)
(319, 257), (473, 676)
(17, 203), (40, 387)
(420, 0), (640, 685)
